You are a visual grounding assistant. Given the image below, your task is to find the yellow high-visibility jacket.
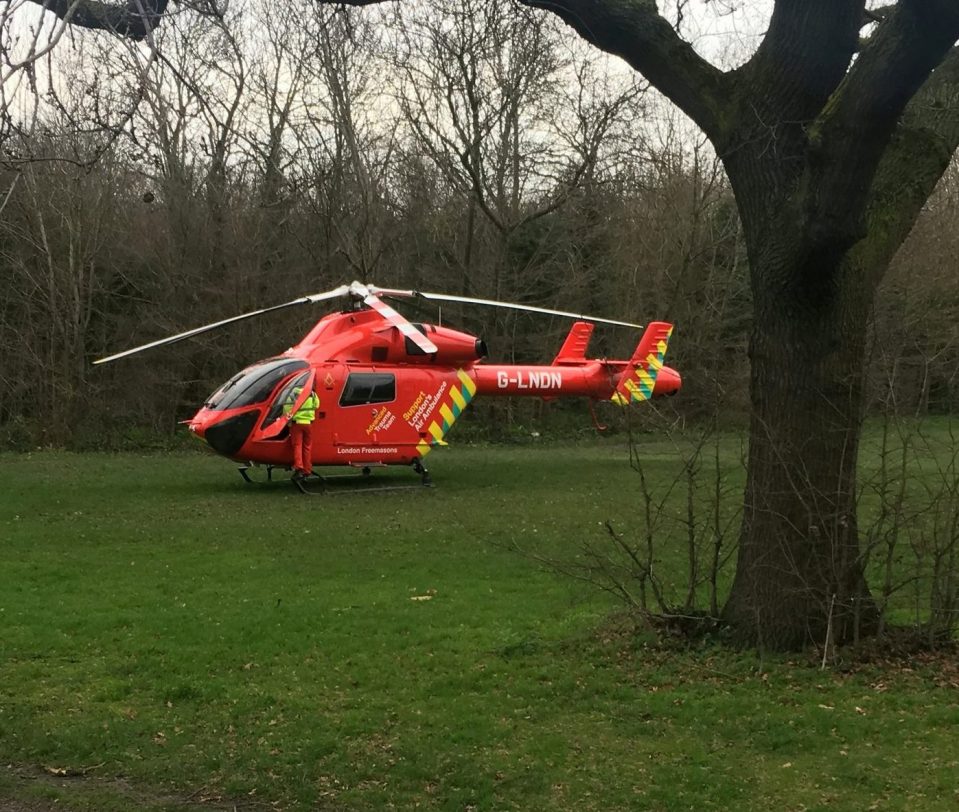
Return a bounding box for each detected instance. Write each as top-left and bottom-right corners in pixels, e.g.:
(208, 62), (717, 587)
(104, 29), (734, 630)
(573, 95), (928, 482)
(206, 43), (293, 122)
(284, 387), (320, 425)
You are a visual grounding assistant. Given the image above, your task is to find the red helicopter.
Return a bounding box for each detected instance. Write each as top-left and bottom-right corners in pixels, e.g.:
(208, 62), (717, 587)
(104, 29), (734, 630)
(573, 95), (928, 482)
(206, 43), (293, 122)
(95, 281), (680, 491)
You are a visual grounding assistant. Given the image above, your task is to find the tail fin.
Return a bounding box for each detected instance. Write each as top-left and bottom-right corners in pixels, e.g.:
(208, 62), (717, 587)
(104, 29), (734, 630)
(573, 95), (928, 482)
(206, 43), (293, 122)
(611, 322), (674, 405)
(552, 321), (594, 365)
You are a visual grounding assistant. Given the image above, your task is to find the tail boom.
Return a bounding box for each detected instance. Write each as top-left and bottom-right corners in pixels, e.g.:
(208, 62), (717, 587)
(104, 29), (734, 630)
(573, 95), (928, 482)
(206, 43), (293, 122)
(472, 363), (611, 398)
(471, 320), (679, 402)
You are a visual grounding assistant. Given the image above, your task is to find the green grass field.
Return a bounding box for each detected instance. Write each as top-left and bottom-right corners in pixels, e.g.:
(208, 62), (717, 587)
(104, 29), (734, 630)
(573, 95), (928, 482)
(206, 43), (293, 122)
(1, 441), (957, 810)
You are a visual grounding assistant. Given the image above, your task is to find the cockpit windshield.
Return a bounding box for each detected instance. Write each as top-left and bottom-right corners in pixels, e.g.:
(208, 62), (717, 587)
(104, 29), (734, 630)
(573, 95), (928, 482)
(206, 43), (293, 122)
(205, 359), (308, 411)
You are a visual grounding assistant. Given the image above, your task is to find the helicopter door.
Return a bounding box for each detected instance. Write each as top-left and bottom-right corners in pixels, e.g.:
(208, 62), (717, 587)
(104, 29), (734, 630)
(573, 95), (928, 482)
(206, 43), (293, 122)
(334, 369), (399, 448)
(256, 369), (329, 442)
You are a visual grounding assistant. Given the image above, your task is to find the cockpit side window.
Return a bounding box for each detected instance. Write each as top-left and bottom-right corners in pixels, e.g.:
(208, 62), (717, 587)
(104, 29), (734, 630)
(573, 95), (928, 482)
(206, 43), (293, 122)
(339, 373), (396, 406)
(205, 359), (308, 411)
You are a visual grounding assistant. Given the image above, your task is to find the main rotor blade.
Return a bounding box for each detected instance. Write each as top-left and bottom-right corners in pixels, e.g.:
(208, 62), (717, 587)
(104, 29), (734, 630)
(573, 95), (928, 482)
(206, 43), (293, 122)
(371, 287), (643, 329)
(363, 293), (439, 354)
(93, 285), (351, 365)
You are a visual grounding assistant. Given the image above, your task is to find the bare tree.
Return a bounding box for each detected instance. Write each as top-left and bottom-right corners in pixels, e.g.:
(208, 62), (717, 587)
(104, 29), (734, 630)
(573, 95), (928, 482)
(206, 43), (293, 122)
(291, 4), (399, 280)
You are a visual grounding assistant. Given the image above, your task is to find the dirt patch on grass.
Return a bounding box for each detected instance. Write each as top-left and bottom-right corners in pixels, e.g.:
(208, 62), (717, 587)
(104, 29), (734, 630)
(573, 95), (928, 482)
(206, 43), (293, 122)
(0, 764), (238, 812)
(0, 802), (72, 812)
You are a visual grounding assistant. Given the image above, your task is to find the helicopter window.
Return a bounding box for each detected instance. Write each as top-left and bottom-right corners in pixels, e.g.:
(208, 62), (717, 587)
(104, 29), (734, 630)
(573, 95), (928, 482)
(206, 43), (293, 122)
(339, 373), (396, 407)
(205, 359), (308, 411)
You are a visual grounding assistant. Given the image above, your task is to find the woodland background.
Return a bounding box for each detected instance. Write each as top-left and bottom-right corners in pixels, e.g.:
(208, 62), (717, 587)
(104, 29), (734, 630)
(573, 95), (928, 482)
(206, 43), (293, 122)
(1, 0), (957, 449)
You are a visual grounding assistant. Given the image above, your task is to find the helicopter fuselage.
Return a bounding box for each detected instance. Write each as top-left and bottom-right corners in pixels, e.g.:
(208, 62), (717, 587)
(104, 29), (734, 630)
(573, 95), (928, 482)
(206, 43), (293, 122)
(186, 309), (681, 471)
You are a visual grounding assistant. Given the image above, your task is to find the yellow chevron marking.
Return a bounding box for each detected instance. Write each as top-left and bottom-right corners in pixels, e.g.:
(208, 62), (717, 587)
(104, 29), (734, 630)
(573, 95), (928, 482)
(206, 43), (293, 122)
(416, 369), (477, 459)
(611, 392), (628, 406)
(647, 354), (663, 371)
(457, 369), (476, 397)
(637, 369), (654, 389)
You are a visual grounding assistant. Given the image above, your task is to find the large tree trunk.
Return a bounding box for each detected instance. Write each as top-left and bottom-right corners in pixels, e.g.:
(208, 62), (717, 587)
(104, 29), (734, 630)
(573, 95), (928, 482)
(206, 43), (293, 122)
(721, 179), (881, 648)
(715, 30), (959, 647)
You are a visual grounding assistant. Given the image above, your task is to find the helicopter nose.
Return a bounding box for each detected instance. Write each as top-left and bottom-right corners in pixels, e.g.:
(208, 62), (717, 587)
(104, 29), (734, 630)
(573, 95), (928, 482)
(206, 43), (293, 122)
(201, 410), (259, 456)
(185, 408), (258, 456)
(185, 410), (212, 441)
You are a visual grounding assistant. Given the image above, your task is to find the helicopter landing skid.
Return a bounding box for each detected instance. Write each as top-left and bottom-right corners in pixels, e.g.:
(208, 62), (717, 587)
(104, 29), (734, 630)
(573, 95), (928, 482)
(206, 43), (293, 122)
(238, 464), (280, 484)
(293, 461), (433, 495)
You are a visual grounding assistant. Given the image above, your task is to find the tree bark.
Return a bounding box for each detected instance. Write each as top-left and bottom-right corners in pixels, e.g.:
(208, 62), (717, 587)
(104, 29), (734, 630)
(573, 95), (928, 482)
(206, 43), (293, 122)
(722, 239), (879, 648)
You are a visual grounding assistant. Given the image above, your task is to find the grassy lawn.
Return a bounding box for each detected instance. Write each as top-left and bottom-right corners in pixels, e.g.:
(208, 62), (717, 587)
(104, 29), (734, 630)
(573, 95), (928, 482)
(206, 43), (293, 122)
(1, 440), (957, 810)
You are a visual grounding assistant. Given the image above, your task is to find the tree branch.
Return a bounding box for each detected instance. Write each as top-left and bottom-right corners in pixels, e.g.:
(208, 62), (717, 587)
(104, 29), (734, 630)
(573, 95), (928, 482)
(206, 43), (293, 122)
(518, 0), (731, 145)
(738, 0), (863, 123)
(805, 0), (959, 250)
(25, 0), (169, 40)
(862, 4), (896, 26)
(327, 0), (732, 146)
(853, 45), (959, 282)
